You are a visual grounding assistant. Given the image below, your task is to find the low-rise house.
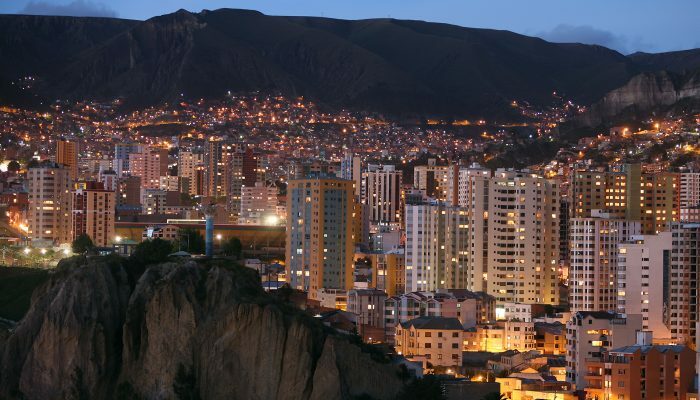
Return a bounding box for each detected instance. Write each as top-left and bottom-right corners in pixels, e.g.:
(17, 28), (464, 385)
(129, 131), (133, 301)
(395, 316), (464, 368)
(463, 321), (536, 353)
(535, 322), (565, 355)
(497, 372), (575, 400)
(385, 289), (495, 342)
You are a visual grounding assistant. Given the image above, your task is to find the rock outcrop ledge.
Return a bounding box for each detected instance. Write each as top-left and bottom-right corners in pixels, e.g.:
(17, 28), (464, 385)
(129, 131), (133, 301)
(0, 256), (404, 400)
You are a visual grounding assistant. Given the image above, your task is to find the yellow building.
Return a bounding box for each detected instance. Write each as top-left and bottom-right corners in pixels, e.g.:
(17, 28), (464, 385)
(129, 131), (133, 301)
(571, 164), (679, 234)
(464, 324), (505, 353)
(395, 316), (464, 368)
(27, 162), (72, 244)
(463, 322), (536, 353)
(286, 176), (355, 300)
(56, 139), (78, 180)
(497, 373), (575, 400)
(355, 251), (405, 297)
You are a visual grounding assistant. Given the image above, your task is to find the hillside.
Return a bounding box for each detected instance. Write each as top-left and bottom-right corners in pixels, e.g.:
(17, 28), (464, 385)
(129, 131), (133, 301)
(1, 9), (699, 119)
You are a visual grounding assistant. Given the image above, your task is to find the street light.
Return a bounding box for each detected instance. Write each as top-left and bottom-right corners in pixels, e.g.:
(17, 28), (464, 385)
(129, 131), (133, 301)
(23, 247), (30, 255)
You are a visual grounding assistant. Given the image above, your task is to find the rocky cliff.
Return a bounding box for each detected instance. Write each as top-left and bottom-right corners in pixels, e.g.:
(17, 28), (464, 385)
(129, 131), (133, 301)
(0, 256), (404, 400)
(580, 68), (700, 125)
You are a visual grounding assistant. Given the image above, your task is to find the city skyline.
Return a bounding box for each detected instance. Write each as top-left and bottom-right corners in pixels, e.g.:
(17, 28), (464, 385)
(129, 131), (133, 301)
(0, 3), (699, 400)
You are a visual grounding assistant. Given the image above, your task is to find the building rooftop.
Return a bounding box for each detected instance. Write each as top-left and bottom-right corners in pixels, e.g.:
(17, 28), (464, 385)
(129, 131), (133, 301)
(534, 322), (565, 335)
(400, 316), (463, 330)
(574, 311), (618, 320)
(609, 344), (687, 354)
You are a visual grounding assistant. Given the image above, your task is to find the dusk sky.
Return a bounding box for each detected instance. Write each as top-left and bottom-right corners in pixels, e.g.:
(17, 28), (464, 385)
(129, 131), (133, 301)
(2, 0), (699, 54)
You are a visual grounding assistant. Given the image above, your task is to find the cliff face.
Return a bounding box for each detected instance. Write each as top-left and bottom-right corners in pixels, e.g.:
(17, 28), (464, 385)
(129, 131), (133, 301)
(580, 69), (700, 125)
(0, 257), (403, 400)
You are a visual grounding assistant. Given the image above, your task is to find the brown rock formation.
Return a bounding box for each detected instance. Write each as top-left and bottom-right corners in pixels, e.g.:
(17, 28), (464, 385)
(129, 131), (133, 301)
(0, 256), (404, 400)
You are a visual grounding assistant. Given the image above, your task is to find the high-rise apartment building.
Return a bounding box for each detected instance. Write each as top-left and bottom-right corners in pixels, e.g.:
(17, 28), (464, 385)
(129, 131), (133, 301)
(117, 176), (141, 209)
(404, 203), (470, 292)
(565, 311), (643, 389)
(571, 169), (627, 218)
(27, 162), (72, 244)
(413, 159), (449, 200)
(114, 143), (143, 175)
(129, 147), (168, 190)
(627, 167), (678, 234)
(178, 150), (204, 196)
(668, 222), (700, 344)
(340, 150), (362, 197)
(363, 164), (402, 224)
(617, 232), (675, 341)
(365, 250), (405, 297)
(71, 182), (115, 247)
(569, 212), (641, 312)
(98, 169), (118, 192)
(486, 170), (560, 304)
(241, 147), (266, 187)
(56, 139), (79, 180)
(204, 139), (258, 222)
(285, 175), (355, 300)
(240, 182), (278, 225)
(445, 163), (491, 207)
(205, 137), (230, 198)
(570, 165), (678, 234)
(680, 172), (700, 221)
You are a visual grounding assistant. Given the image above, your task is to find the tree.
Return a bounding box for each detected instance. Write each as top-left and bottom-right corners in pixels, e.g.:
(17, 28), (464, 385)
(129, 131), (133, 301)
(397, 375), (445, 400)
(481, 393), (506, 400)
(130, 238), (173, 265)
(222, 237), (242, 258)
(177, 229), (205, 254)
(72, 234), (95, 254)
(7, 160), (20, 173)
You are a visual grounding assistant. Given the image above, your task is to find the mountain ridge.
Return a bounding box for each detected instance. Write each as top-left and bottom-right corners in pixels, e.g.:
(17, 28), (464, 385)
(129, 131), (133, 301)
(0, 8), (699, 119)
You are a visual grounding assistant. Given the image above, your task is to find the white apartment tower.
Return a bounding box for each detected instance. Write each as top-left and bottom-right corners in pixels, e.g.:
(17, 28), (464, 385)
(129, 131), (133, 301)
(363, 164), (403, 224)
(240, 182), (278, 225)
(446, 163), (491, 207)
(405, 203), (470, 292)
(569, 212), (641, 313)
(413, 159), (449, 200)
(340, 151), (362, 197)
(617, 232), (674, 341)
(178, 150), (204, 196)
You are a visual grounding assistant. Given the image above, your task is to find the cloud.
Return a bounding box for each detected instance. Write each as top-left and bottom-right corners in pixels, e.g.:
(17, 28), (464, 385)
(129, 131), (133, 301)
(19, 0), (117, 18)
(536, 24), (654, 54)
